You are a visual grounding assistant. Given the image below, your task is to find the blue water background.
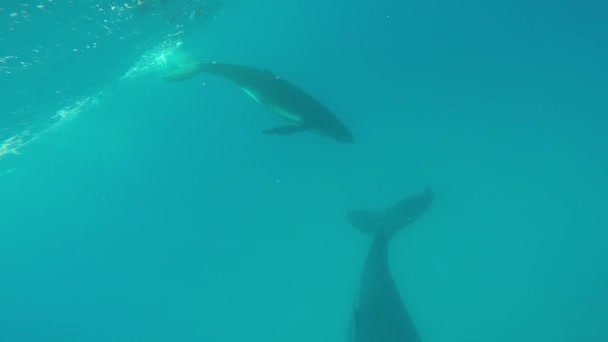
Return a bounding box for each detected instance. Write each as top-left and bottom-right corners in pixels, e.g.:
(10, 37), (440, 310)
(1, 0), (607, 341)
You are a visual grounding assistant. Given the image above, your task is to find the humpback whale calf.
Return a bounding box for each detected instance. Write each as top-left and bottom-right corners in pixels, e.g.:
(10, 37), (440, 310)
(164, 62), (354, 143)
(346, 188), (434, 342)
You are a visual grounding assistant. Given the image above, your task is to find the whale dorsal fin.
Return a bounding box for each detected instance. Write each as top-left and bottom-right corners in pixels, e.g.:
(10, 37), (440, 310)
(263, 68), (279, 78)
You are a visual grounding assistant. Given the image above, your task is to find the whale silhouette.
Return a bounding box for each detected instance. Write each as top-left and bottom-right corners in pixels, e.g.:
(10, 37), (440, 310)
(346, 188), (434, 342)
(165, 61), (354, 143)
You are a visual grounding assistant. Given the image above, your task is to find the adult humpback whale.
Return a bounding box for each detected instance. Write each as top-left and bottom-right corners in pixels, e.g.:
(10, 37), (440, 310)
(346, 188), (433, 342)
(164, 62), (354, 143)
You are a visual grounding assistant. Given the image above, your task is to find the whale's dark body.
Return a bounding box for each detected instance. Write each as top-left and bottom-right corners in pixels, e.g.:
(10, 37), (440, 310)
(346, 188), (433, 342)
(165, 62), (354, 143)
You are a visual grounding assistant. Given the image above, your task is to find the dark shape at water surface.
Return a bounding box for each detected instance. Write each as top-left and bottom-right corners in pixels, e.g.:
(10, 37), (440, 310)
(346, 188), (434, 342)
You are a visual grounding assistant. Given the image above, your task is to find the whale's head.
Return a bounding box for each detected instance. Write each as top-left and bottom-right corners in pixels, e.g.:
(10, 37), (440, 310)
(326, 121), (354, 143)
(335, 128), (355, 143)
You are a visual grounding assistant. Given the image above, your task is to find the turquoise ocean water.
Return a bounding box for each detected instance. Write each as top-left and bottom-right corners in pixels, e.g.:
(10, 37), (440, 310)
(1, 1), (607, 341)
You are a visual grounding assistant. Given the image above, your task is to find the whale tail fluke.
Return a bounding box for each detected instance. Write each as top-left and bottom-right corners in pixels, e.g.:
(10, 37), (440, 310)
(161, 52), (206, 82)
(347, 187), (433, 238)
(162, 62), (205, 81)
(347, 209), (383, 235)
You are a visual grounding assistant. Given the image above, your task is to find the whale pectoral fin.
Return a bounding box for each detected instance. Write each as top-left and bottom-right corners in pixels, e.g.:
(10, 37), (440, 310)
(262, 125), (306, 136)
